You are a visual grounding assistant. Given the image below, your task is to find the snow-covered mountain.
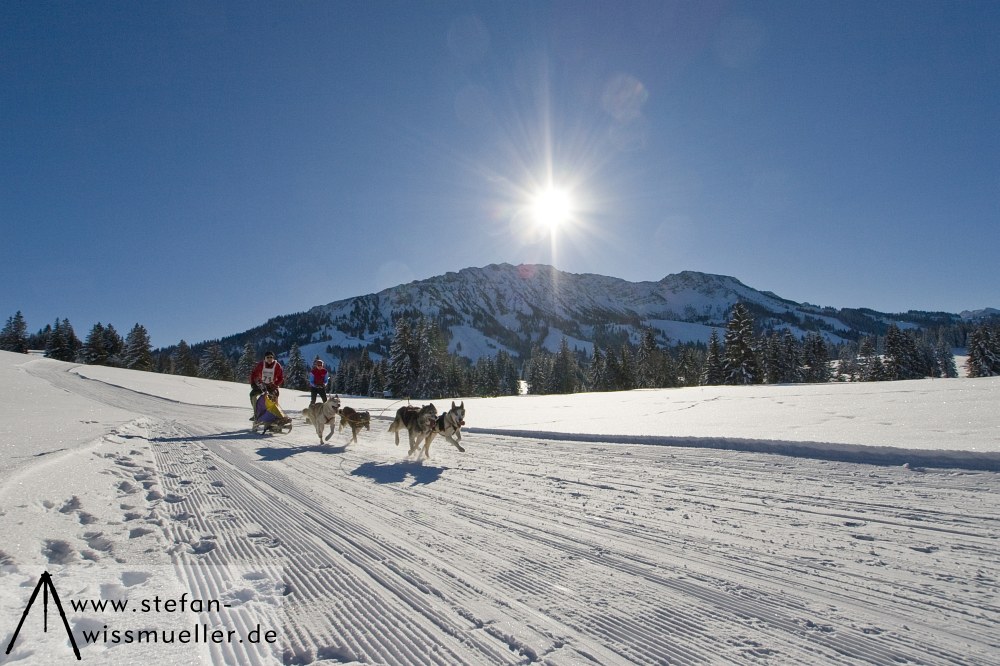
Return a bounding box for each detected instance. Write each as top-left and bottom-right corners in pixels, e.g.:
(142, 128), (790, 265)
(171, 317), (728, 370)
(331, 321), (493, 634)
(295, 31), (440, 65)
(209, 263), (965, 364)
(960, 307), (1000, 321)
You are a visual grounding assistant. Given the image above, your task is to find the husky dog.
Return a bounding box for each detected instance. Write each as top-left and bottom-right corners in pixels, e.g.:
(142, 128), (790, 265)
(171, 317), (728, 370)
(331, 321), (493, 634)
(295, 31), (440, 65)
(302, 395), (341, 444)
(338, 406), (371, 444)
(418, 401), (467, 459)
(388, 403), (437, 454)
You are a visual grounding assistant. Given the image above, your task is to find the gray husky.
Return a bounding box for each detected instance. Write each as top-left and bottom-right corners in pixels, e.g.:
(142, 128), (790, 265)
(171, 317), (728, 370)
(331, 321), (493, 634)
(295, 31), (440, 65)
(302, 395), (340, 444)
(388, 403), (437, 456)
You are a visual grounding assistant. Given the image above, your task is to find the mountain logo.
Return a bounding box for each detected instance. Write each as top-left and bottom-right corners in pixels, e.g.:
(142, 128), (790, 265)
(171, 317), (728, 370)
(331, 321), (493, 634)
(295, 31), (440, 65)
(5, 570), (81, 660)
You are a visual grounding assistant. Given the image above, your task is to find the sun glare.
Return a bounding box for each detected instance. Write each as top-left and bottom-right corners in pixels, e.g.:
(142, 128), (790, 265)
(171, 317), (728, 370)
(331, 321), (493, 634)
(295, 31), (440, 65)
(530, 187), (573, 231)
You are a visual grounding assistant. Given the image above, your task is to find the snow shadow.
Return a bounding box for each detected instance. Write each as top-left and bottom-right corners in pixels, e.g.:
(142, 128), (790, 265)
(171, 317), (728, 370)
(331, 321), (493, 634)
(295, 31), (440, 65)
(467, 428), (1000, 472)
(350, 461), (446, 486)
(257, 444), (346, 461)
(151, 430), (263, 444)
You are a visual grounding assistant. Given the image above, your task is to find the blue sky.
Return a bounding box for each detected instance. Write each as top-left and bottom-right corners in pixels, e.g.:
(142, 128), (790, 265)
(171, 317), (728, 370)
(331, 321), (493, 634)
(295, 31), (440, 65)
(3, 1), (998, 348)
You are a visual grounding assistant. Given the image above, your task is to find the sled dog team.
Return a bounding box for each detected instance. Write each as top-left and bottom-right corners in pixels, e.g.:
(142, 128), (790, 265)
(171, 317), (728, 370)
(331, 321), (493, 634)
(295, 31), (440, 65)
(303, 396), (466, 460)
(252, 351), (467, 459)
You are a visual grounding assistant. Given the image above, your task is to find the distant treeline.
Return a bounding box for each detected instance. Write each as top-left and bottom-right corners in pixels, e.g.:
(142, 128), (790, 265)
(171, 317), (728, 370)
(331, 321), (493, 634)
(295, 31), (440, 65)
(3, 307), (999, 400)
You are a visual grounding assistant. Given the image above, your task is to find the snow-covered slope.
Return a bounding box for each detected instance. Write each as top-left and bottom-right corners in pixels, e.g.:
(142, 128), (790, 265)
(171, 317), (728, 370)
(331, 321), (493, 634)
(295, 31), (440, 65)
(1, 352), (998, 665)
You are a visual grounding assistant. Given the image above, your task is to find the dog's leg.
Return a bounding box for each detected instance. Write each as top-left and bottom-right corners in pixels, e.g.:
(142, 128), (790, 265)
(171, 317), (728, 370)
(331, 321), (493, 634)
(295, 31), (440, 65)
(324, 423), (335, 441)
(407, 430), (420, 457)
(446, 433), (465, 452)
(422, 433), (433, 460)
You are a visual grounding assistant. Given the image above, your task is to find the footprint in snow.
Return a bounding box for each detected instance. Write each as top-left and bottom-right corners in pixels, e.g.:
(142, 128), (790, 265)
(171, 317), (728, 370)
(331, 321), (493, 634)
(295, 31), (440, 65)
(43, 539), (76, 565)
(121, 571), (151, 587)
(247, 532), (281, 549)
(77, 512), (99, 525)
(189, 539), (217, 555)
(58, 496), (82, 513)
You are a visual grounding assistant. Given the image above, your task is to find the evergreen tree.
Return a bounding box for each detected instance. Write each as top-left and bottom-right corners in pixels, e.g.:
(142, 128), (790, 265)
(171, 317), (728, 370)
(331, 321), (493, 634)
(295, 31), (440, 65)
(103, 324), (125, 366)
(759, 332), (781, 384)
(332, 360), (346, 393)
(234, 342), (256, 381)
(198, 344), (233, 381)
(677, 346), (704, 387)
(285, 344), (309, 390)
(615, 342), (636, 391)
(603, 347), (620, 391)
(858, 336), (886, 381)
(369, 360), (387, 397)
(63, 319), (82, 361)
(387, 320), (415, 397)
(702, 330), (725, 385)
(635, 330), (660, 389)
(801, 332), (831, 383)
(123, 324), (154, 371)
(173, 340), (200, 377)
(966, 325), (1000, 377)
(883, 324), (921, 380)
(443, 356), (469, 397)
(588, 347), (608, 391)
(835, 341), (860, 382)
(80, 323), (109, 365)
(934, 336), (958, 378)
(45, 319), (76, 362)
(779, 330), (802, 383)
(342, 359), (359, 395)
(550, 337), (580, 394)
(414, 319), (446, 398)
(761, 330), (800, 384)
(525, 345), (551, 395)
(354, 349), (373, 396)
(723, 303), (759, 385)
(495, 350), (520, 396)
(473, 356), (499, 396)
(0, 311), (29, 353)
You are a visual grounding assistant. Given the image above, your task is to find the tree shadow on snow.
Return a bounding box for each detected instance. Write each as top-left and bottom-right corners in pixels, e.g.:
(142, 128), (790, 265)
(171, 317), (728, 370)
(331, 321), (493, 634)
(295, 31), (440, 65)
(257, 444), (347, 461)
(350, 461), (446, 486)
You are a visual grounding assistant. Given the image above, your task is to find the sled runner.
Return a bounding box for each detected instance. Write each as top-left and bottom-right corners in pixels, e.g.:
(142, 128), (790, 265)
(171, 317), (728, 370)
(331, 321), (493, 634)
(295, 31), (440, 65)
(252, 390), (293, 434)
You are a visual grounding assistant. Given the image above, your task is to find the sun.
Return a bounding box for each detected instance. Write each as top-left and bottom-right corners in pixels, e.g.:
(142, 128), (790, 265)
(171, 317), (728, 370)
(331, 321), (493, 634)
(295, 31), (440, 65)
(529, 187), (573, 231)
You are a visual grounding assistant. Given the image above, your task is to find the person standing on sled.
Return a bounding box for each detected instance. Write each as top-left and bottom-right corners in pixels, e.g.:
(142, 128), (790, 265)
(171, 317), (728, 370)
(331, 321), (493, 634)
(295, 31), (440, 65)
(308, 358), (330, 406)
(249, 351), (284, 418)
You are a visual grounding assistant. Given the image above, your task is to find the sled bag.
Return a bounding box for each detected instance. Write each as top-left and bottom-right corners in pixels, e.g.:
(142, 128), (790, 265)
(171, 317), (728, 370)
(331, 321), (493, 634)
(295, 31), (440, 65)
(255, 393), (286, 423)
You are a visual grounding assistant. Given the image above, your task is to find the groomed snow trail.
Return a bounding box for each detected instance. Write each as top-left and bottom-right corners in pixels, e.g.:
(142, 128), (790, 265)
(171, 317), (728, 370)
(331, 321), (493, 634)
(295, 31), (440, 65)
(23, 362), (1000, 665)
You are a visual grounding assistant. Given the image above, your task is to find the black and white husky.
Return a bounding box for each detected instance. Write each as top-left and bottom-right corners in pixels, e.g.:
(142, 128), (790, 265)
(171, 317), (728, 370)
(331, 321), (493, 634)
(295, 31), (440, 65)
(388, 403), (438, 455)
(416, 401), (466, 459)
(424, 400), (465, 458)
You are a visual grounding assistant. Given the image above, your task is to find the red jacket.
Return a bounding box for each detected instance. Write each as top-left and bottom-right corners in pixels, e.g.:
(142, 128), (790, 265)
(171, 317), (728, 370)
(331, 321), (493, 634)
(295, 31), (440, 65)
(309, 366), (329, 388)
(250, 360), (284, 388)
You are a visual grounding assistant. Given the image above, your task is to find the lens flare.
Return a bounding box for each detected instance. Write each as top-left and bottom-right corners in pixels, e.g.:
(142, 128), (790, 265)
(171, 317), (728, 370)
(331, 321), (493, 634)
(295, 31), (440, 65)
(530, 187), (572, 231)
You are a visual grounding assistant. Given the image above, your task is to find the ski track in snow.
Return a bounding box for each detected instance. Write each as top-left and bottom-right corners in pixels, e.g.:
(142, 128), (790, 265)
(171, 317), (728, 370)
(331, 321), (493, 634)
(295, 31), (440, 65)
(6, 361), (999, 665)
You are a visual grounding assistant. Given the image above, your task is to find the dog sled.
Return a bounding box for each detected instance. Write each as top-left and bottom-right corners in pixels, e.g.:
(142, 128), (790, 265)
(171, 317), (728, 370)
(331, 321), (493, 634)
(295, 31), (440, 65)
(252, 389), (293, 435)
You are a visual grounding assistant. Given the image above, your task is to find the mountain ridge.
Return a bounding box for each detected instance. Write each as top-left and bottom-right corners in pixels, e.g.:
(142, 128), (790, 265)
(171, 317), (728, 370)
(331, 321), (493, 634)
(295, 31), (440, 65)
(180, 263), (987, 365)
